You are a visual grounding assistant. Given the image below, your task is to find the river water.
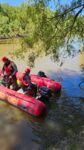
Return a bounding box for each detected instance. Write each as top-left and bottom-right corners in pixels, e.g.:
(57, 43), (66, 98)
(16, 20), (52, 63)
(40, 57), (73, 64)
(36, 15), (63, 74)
(0, 40), (84, 150)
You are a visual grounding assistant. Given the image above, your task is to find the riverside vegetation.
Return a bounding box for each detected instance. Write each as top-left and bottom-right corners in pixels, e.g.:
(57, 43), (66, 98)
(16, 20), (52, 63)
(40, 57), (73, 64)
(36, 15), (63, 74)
(0, 0), (84, 67)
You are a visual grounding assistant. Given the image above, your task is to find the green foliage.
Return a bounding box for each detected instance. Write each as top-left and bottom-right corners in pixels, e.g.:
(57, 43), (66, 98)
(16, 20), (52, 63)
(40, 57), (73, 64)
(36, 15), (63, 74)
(0, 0), (84, 66)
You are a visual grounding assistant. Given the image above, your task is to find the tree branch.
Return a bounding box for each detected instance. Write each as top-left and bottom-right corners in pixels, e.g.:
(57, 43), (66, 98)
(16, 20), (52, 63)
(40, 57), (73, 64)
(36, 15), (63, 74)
(67, 6), (84, 45)
(47, 3), (84, 20)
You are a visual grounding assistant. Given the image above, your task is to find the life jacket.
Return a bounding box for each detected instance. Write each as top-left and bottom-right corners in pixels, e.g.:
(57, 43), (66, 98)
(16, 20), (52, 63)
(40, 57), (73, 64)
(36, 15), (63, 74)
(3, 62), (13, 76)
(22, 79), (29, 86)
(22, 74), (30, 87)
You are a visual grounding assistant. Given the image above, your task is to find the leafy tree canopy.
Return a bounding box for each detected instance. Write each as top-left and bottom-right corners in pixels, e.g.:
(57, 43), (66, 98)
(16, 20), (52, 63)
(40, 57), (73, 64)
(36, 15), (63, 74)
(0, 0), (84, 66)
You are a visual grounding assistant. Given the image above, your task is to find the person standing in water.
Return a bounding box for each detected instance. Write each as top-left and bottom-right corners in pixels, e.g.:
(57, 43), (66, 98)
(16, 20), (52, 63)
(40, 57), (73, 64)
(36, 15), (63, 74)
(1, 56), (18, 90)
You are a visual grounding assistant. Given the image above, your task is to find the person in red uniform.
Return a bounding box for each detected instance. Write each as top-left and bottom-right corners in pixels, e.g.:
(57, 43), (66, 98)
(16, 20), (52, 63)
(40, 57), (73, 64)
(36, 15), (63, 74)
(21, 67), (31, 91)
(1, 56), (18, 90)
(21, 67), (37, 96)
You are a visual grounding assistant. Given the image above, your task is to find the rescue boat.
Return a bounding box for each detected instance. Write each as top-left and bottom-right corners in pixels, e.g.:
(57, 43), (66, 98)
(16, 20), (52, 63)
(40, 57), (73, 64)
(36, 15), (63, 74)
(0, 69), (61, 93)
(16, 72), (61, 93)
(0, 69), (61, 116)
(0, 85), (46, 116)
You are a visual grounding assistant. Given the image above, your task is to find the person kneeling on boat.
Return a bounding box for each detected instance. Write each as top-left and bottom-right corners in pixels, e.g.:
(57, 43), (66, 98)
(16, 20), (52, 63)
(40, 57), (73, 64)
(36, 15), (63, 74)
(21, 67), (37, 97)
(1, 56), (18, 90)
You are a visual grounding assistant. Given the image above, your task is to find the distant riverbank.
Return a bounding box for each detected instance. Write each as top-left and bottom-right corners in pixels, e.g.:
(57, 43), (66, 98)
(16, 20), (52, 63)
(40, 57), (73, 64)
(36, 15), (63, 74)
(0, 37), (22, 44)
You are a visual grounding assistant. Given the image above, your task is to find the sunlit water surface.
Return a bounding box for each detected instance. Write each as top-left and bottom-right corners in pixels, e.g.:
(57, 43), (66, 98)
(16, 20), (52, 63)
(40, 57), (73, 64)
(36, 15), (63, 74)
(0, 40), (84, 150)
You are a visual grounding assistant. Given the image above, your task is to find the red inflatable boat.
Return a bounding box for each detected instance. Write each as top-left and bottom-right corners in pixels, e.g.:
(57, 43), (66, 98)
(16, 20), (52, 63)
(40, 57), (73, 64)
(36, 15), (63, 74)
(16, 72), (61, 93)
(0, 69), (61, 116)
(0, 85), (46, 116)
(0, 69), (61, 93)
(0, 68), (47, 116)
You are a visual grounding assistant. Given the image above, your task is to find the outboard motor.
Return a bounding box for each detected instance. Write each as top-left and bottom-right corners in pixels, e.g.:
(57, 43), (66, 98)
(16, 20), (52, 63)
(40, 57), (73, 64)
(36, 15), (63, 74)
(38, 86), (52, 102)
(24, 83), (37, 97)
(37, 71), (47, 78)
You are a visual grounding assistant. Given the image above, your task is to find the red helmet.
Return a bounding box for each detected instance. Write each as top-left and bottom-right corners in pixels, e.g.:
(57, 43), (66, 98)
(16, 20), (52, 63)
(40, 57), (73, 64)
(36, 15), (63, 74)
(1, 56), (9, 62)
(25, 67), (30, 73)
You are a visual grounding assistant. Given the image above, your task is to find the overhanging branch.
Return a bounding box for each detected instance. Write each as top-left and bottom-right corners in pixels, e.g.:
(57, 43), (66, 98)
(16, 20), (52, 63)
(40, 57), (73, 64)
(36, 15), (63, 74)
(67, 6), (84, 45)
(47, 3), (84, 20)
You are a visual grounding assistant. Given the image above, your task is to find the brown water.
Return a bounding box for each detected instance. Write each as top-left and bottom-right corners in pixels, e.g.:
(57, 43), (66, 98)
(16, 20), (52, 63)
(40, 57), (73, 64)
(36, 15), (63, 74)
(0, 40), (84, 150)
